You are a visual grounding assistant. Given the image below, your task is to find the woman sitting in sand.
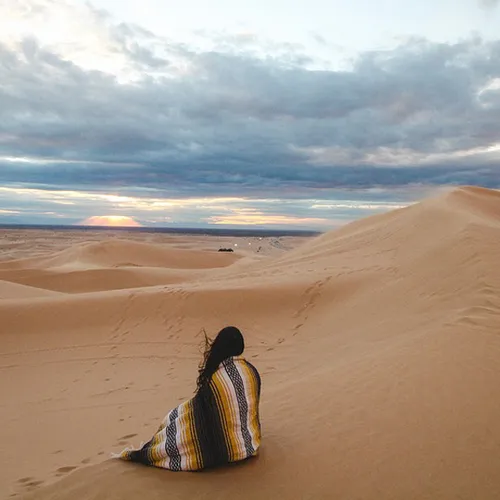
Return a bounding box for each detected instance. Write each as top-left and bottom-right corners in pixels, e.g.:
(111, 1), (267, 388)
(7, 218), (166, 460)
(118, 326), (261, 471)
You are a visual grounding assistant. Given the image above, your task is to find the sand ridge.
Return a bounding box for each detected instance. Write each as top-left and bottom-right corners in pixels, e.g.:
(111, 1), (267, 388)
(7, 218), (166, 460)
(1, 186), (500, 499)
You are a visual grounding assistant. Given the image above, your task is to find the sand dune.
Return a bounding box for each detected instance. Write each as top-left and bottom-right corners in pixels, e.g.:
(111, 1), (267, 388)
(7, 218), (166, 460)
(0, 239), (245, 295)
(2, 186), (500, 499)
(0, 267), (204, 294)
(0, 239), (242, 271)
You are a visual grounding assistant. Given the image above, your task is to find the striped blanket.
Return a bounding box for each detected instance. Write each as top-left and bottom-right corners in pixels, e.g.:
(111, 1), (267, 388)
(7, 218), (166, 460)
(118, 356), (261, 471)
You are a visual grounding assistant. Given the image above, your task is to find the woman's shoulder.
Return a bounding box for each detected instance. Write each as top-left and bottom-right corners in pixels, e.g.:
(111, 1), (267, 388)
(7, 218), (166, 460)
(225, 356), (261, 377)
(211, 357), (261, 394)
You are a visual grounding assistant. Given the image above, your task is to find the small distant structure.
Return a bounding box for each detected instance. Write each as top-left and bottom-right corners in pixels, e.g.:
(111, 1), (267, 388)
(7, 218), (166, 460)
(218, 247), (234, 252)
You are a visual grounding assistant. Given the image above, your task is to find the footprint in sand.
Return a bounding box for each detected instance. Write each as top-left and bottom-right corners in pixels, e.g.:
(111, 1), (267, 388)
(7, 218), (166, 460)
(26, 480), (44, 488)
(118, 433), (137, 444)
(56, 466), (78, 476)
(293, 323), (304, 336)
(17, 477), (44, 488)
(81, 458), (91, 465)
(17, 477), (34, 484)
(120, 433), (138, 440)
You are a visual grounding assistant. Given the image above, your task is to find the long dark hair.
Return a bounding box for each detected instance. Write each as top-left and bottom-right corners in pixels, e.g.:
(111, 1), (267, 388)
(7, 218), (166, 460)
(197, 326), (244, 391)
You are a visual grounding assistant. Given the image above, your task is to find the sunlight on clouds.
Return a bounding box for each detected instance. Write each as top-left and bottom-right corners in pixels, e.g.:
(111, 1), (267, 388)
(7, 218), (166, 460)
(310, 201), (412, 210)
(206, 208), (328, 226)
(0, 186), (243, 209)
(477, 77), (500, 99)
(0, 156), (52, 164)
(102, 194), (136, 204)
(0, 156), (142, 167)
(42, 211), (66, 217)
(0, 0), (148, 81)
(0, 0), (317, 85)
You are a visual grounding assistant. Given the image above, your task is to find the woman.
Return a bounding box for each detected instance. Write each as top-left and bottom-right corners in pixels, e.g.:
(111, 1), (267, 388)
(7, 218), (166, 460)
(118, 326), (262, 471)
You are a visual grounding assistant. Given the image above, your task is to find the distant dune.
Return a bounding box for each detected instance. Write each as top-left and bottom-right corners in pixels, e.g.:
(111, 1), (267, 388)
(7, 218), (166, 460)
(0, 239), (244, 293)
(2, 186), (500, 500)
(0, 239), (242, 270)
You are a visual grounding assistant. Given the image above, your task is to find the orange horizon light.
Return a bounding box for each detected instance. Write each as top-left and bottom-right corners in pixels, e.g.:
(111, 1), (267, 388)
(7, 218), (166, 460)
(80, 215), (142, 227)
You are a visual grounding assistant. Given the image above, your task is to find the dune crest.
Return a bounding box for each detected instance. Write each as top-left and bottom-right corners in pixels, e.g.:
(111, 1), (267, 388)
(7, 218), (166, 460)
(2, 186), (500, 500)
(0, 280), (63, 299)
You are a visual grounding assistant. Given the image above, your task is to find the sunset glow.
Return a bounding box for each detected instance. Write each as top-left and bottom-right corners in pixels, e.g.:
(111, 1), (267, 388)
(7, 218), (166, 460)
(80, 216), (142, 227)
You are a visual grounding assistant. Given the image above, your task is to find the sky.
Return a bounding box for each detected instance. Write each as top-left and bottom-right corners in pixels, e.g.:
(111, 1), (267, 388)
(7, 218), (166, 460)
(1, 0), (500, 229)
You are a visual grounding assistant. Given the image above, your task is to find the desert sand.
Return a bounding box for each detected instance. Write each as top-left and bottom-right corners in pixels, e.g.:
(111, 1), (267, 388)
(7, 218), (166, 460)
(1, 185), (500, 499)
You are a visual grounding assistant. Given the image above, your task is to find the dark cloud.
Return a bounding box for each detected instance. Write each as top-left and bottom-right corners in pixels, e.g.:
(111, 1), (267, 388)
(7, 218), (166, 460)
(1, 18), (500, 204)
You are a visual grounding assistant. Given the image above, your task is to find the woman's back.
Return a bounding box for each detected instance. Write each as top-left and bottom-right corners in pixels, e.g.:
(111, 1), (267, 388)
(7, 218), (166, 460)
(205, 356), (261, 464)
(119, 355), (261, 471)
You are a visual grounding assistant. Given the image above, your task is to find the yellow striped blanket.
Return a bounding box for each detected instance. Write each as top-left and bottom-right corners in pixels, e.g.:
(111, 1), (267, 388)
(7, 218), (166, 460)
(118, 356), (261, 471)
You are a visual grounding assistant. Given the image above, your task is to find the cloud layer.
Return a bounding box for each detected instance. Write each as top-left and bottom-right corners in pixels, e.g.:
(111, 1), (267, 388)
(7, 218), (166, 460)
(1, 0), (499, 227)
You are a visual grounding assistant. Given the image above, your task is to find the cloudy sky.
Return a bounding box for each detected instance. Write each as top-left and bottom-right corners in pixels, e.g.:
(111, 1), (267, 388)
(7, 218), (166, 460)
(1, 0), (499, 229)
